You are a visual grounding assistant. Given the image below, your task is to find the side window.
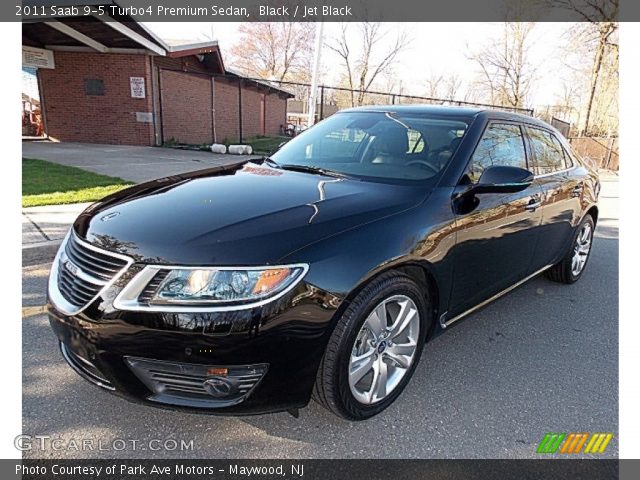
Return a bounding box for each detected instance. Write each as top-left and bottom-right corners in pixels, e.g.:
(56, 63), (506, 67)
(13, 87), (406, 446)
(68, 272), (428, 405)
(466, 123), (527, 183)
(551, 134), (574, 169)
(564, 149), (575, 168)
(527, 127), (566, 175)
(559, 142), (575, 169)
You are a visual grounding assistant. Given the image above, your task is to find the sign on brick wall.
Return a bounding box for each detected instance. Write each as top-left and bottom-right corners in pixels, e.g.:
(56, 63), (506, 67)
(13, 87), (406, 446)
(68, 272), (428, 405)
(136, 112), (153, 123)
(130, 77), (146, 99)
(22, 46), (55, 69)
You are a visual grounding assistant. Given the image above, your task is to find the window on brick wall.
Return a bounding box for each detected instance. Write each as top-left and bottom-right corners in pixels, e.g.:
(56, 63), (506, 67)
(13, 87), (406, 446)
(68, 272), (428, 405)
(84, 79), (105, 96)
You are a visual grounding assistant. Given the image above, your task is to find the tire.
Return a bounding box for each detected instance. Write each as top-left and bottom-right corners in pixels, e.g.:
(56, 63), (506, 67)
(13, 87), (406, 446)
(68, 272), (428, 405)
(313, 271), (430, 420)
(545, 214), (595, 284)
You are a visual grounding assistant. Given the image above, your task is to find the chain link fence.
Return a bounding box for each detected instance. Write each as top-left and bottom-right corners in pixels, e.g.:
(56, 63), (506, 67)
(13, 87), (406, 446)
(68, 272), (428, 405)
(244, 78), (534, 130)
(569, 136), (619, 171)
(213, 76), (617, 172)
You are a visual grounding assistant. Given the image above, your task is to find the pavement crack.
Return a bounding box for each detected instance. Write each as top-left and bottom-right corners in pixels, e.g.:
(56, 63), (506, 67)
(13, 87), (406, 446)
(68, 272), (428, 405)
(23, 213), (51, 241)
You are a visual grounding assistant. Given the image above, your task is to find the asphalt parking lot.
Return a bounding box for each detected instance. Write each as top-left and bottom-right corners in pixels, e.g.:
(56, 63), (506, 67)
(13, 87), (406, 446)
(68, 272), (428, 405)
(21, 174), (618, 459)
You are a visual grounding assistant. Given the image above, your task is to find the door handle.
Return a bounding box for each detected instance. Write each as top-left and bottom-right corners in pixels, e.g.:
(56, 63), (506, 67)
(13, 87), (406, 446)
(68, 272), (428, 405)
(571, 184), (584, 197)
(524, 197), (541, 211)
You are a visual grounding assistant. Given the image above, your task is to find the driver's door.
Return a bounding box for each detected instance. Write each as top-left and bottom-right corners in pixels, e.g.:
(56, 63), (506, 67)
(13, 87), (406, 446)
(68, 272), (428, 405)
(447, 122), (543, 318)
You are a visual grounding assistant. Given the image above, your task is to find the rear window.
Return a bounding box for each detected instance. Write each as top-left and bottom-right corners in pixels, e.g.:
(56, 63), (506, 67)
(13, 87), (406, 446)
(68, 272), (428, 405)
(527, 127), (568, 175)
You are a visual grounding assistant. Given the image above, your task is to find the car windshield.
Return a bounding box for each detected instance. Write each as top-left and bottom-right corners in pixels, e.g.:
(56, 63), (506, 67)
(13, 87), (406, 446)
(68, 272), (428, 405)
(270, 111), (470, 181)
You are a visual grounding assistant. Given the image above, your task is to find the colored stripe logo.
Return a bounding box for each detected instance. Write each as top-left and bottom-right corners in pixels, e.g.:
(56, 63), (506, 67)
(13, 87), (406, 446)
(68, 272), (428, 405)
(537, 432), (613, 454)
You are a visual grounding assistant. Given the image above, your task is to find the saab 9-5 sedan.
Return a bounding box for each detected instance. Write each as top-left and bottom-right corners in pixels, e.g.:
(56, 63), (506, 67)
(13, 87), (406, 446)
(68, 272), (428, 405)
(48, 106), (599, 420)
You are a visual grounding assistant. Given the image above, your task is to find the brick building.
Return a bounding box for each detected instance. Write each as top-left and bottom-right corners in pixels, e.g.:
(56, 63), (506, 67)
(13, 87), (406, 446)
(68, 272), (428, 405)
(22, 15), (292, 146)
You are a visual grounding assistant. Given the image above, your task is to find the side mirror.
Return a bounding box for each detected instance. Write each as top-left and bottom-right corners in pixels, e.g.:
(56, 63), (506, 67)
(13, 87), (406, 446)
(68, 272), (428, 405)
(470, 165), (534, 195)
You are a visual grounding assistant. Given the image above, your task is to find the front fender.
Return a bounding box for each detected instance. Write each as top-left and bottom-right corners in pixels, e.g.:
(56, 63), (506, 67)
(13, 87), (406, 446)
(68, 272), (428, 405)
(279, 187), (458, 327)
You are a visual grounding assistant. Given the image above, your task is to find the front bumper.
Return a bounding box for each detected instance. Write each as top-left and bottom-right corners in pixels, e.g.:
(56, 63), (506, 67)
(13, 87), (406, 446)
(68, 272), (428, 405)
(48, 278), (342, 415)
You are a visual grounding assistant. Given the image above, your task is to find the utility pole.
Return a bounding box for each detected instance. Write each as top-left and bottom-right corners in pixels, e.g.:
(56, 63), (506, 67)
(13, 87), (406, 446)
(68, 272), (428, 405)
(307, 22), (324, 127)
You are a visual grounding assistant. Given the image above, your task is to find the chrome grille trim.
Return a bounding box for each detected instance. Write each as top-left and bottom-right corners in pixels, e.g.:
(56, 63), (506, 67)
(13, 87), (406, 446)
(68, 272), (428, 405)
(48, 230), (134, 316)
(65, 234), (127, 280)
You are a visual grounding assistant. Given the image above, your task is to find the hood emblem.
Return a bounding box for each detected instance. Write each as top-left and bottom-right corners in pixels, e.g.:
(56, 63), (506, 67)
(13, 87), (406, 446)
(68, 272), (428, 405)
(100, 212), (120, 222)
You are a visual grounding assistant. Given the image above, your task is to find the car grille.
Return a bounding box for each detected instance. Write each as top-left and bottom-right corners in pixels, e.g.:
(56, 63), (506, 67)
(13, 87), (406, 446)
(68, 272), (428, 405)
(125, 356), (268, 407)
(60, 342), (114, 390)
(64, 232), (129, 280)
(55, 232), (131, 311)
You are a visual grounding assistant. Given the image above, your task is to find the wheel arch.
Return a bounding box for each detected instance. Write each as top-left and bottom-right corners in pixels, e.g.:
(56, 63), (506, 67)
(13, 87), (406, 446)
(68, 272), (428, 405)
(585, 204), (599, 225)
(333, 260), (442, 342)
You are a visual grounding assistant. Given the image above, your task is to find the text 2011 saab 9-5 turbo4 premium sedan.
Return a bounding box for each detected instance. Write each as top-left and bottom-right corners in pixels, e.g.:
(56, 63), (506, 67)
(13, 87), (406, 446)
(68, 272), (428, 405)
(48, 106), (599, 420)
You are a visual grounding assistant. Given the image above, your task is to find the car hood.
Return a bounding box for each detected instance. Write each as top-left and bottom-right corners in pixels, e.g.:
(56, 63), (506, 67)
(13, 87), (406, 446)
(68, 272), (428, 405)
(74, 161), (429, 265)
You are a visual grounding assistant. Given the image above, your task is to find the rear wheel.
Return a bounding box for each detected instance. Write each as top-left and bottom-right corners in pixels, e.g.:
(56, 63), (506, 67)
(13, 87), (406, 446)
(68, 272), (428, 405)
(546, 214), (595, 284)
(313, 272), (430, 420)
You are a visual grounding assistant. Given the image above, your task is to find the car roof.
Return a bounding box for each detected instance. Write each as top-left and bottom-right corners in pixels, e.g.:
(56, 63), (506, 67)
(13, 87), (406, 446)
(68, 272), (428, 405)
(340, 104), (483, 117)
(339, 104), (556, 132)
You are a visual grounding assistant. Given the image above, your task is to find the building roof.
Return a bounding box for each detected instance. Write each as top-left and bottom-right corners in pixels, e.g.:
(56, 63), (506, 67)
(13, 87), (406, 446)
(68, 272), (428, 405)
(22, 5), (293, 97)
(223, 68), (294, 98)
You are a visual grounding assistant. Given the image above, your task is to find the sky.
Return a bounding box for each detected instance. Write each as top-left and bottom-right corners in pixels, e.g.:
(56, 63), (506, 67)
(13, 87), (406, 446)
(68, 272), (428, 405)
(142, 22), (577, 107)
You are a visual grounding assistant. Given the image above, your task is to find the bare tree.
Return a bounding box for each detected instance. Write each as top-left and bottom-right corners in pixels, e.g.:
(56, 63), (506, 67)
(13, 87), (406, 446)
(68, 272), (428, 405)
(198, 24), (217, 43)
(555, 79), (584, 130)
(469, 22), (537, 109)
(575, 22), (617, 135)
(545, 0), (618, 134)
(327, 23), (410, 107)
(545, 0), (618, 22)
(551, 20), (618, 136)
(380, 71), (404, 104)
(443, 74), (464, 102)
(424, 72), (464, 103)
(228, 23), (316, 82)
(425, 73), (444, 99)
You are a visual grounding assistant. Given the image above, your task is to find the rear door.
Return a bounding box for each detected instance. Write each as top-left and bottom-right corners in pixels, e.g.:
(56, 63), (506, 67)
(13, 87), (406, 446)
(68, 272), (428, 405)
(448, 122), (543, 317)
(525, 127), (577, 269)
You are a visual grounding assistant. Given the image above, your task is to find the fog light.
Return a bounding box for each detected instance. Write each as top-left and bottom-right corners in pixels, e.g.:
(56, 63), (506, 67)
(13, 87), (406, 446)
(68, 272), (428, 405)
(125, 357), (268, 407)
(203, 377), (237, 398)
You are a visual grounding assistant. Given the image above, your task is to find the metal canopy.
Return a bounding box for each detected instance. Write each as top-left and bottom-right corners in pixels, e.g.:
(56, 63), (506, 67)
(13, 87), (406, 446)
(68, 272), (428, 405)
(22, 4), (167, 55)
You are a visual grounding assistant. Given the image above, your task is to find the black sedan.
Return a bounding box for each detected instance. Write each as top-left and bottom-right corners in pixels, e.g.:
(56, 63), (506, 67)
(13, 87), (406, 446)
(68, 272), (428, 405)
(47, 106), (599, 420)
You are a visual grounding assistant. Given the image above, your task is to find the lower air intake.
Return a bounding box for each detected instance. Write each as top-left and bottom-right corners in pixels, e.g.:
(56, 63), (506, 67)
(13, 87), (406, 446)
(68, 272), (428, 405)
(125, 356), (268, 408)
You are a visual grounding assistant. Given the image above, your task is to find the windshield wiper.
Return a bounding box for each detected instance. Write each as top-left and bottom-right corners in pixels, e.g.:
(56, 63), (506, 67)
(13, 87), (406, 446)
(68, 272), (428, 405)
(251, 156), (281, 168)
(279, 164), (349, 178)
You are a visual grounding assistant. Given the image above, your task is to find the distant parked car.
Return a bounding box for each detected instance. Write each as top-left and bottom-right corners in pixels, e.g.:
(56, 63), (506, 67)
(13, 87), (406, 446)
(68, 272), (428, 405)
(48, 106), (599, 420)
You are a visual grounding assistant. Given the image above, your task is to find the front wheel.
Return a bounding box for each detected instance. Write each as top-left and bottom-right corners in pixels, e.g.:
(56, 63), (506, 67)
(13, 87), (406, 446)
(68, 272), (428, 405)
(546, 214), (595, 284)
(313, 272), (430, 420)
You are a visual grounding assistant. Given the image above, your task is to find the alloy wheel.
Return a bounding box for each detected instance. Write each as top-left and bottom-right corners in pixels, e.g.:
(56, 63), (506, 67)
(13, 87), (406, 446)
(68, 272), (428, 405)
(571, 222), (593, 277)
(348, 295), (420, 405)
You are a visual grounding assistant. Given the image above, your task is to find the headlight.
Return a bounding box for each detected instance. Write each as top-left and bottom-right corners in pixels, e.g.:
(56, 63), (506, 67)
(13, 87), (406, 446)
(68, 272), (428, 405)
(152, 267), (305, 304)
(113, 264), (308, 312)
